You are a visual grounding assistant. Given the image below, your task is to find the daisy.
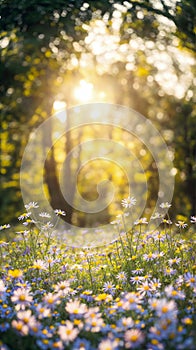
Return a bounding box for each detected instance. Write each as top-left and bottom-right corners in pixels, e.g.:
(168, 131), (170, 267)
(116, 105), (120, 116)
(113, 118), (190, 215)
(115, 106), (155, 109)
(17, 309), (38, 328)
(134, 217), (148, 225)
(11, 288), (33, 310)
(11, 319), (29, 335)
(0, 224), (11, 230)
(58, 321), (79, 344)
(39, 212), (51, 218)
(148, 338), (163, 349)
(160, 202), (171, 209)
(16, 230), (29, 236)
(143, 274), (152, 280)
(41, 221), (54, 230)
(154, 298), (177, 318)
(151, 212), (163, 220)
(165, 285), (185, 300)
(184, 272), (196, 287)
(48, 245), (61, 256)
(23, 219), (37, 226)
(85, 306), (101, 320)
(124, 329), (144, 348)
(137, 281), (154, 296)
(149, 298), (159, 310)
(43, 293), (60, 309)
(117, 317), (134, 330)
(31, 259), (47, 270)
(54, 209), (66, 216)
(164, 267), (177, 276)
(18, 212), (31, 221)
(122, 292), (141, 311)
(151, 278), (161, 290)
(98, 338), (119, 350)
(36, 304), (51, 319)
(25, 202), (39, 210)
(54, 281), (71, 296)
(121, 196), (136, 208)
(116, 271), (127, 282)
(130, 276), (144, 285)
(85, 316), (105, 333)
(153, 232), (166, 242)
(131, 268), (144, 275)
(156, 251), (165, 258)
(65, 300), (88, 316)
(168, 258), (181, 266)
(175, 221), (188, 229)
(103, 282), (116, 295)
(143, 252), (156, 261)
(149, 320), (174, 340)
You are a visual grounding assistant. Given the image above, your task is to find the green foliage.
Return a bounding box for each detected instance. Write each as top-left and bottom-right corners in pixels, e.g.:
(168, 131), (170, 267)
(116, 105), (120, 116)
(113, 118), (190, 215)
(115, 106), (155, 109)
(119, 0), (196, 52)
(0, 0), (195, 224)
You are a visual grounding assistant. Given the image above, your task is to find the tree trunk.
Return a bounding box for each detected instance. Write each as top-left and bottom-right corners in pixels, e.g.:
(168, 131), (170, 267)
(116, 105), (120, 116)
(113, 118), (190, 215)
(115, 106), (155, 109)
(43, 110), (74, 225)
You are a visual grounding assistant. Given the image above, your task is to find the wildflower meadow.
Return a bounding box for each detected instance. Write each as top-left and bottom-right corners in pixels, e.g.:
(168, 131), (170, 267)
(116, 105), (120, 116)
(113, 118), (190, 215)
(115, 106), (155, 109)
(0, 200), (195, 350)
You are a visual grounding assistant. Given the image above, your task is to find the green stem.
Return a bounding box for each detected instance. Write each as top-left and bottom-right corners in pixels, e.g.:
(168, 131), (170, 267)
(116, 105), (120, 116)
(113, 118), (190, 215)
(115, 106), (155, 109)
(135, 224), (142, 254)
(116, 223), (126, 257)
(86, 256), (94, 292)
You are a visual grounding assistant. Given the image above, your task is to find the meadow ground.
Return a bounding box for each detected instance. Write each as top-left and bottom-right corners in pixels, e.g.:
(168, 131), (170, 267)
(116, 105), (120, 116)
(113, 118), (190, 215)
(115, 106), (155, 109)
(0, 201), (195, 350)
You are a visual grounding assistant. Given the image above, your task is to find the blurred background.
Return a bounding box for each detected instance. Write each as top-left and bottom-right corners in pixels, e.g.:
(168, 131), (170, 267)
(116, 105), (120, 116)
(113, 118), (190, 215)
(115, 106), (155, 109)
(0, 0), (195, 227)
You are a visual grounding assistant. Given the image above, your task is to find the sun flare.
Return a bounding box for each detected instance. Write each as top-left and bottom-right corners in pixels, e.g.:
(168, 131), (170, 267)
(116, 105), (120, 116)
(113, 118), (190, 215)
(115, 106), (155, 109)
(73, 79), (94, 102)
(53, 100), (67, 123)
(53, 100), (67, 113)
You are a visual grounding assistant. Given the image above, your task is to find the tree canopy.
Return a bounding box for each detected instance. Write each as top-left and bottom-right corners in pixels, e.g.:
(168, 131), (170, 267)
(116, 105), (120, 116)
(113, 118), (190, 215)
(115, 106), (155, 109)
(0, 0), (195, 226)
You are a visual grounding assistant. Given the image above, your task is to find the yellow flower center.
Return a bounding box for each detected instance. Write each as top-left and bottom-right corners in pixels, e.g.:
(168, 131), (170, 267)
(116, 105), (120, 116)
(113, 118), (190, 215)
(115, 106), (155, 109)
(23, 317), (29, 324)
(169, 333), (175, 339)
(162, 306), (168, 313)
(47, 298), (54, 304)
(60, 285), (66, 290)
(152, 302), (157, 308)
(144, 285), (149, 291)
(16, 324), (23, 331)
(130, 334), (138, 342)
(171, 291), (177, 296)
(129, 298), (135, 303)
